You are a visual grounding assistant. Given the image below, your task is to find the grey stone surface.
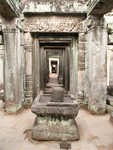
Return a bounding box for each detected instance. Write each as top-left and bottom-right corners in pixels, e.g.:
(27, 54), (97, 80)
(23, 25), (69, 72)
(32, 115), (80, 141)
(3, 29), (24, 112)
(87, 0), (113, 16)
(32, 90), (80, 141)
(108, 34), (113, 44)
(31, 95), (79, 117)
(110, 112), (113, 124)
(22, 0), (87, 14)
(106, 105), (113, 114)
(107, 95), (113, 106)
(86, 16), (107, 114)
(109, 49), (113, 87)
(52, 87), (64, 102)
(24, 15), (85, 33)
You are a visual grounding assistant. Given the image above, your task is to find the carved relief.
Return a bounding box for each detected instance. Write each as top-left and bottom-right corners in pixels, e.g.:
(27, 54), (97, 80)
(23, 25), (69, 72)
(22, 0), (87, 13)
(87, 15), (105, 29)
(25, 16), (85, 32)
(0, 45), (4, 59)
(78, 33), (86, 70)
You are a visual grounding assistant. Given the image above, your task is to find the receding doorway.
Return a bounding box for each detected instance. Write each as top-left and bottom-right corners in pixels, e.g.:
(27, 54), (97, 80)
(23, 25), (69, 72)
(32, 35), (78, 99)
(44, 49), (64, 93)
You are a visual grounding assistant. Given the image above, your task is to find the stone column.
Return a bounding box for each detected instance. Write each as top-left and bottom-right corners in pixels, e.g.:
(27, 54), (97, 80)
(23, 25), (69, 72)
(78, 33), (86, 100)
(58, 54), (63, 84)
(108, 46), (113, 86)
(70, 37), (78, 100)
(0, 35), (4, 100)
(107, 46), (112, 86)
(3, 29), (23, 112)
(87, 16), (107, 114)
(24, 32), (33, 106)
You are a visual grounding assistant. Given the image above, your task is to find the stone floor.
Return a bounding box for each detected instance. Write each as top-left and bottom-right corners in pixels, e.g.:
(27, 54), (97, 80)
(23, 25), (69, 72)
(0, 108), (113, 150)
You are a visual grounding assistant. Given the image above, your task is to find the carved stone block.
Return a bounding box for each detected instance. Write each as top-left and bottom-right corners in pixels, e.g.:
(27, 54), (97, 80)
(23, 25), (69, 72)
(25, 16), (85, 32)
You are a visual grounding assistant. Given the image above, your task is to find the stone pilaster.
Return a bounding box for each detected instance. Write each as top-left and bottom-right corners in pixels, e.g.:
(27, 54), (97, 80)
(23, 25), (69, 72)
(24, 32), (33, 106)
(3, 29), (24, 112)
(58, 55), (63, 84)
(108, 46), (113, 86)
(0, 35), (4, 100)
(78, 33), (86, 100)
(107, 46), (111, 86)
(86, 16), (107, 114)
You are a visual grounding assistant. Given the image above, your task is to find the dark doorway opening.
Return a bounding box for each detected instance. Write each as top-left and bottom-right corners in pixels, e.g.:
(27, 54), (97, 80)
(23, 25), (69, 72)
(51, 61), (57, 73)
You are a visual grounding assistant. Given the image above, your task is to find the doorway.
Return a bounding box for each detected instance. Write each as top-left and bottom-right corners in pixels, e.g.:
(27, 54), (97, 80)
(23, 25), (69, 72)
(32, 35), (78, 98)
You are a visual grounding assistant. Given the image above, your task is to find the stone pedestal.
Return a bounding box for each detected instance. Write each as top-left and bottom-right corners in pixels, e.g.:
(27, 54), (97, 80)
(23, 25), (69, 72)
(32, 115), (79, 141)
(31, 88), (80, 141)
(87, 16), (107, 114)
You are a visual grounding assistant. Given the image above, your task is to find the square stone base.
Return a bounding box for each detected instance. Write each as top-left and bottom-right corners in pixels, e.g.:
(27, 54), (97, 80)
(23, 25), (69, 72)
(32, 116), (80, 141)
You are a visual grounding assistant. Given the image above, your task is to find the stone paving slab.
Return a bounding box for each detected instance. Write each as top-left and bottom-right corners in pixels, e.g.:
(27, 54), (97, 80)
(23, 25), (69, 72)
(0, 108), (113, 150)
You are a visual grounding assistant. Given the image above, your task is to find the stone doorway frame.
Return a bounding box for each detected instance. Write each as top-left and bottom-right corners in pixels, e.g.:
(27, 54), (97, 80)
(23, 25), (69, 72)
(32, 34), (78, 99)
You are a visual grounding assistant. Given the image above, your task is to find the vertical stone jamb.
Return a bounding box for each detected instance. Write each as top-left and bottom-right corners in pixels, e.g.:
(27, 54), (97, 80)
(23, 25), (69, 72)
(107, 46), (111, 87)
(70, 37), (78, 99)
(24, 32), (33, 106)
(32, 37), (40, 99)
(107, 46), (113, 86)
(0, 35), (4, 100)
(87, 16), (107, 114)
(78, 33), (86, 101)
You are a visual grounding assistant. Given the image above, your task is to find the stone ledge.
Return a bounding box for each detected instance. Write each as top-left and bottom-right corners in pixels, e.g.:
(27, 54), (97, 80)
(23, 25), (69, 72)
(31, 95), (79, 117)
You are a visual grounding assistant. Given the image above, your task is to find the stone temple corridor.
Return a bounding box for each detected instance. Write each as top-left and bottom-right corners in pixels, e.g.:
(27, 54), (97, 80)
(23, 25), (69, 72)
(1, 0), (113, 150)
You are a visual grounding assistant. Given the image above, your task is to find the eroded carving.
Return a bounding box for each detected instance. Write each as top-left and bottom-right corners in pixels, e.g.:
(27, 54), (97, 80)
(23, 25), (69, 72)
(22, 0), (87, 13)
(87, 15), (105, 29)
(25, 16), (85, 32)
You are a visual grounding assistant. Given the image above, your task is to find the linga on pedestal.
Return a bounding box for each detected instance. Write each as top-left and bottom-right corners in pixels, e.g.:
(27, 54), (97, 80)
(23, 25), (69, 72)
(31, 87), (80, 141)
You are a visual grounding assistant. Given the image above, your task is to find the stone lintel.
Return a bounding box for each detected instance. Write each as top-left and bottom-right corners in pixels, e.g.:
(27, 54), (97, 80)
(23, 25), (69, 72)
(24, 15), (85, 33)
